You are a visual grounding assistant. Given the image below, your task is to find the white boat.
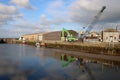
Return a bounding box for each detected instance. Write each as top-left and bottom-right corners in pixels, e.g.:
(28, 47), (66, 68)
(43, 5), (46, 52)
(36, 42), (40, 47)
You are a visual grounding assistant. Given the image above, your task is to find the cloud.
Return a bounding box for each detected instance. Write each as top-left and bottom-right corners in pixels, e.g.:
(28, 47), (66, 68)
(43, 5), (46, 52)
(42, 0), (120, 31)
(39, 14), (52, 26)
(41, 0), (70, 26)
(69, 0), (120, 23)
(14, 22), (39, 30)
(0, 3), (23, 27)
(47, 0), (69, 18)
(0, 13), (23, 27)
(49, 0), (63, 8)
(10, 0), (35, 10)
(0, 0), (34, 38)
(12, 20), (54, 35)
(0, 4), (17, 14)
(0, 22), (38, 38)
(0, 14), (13, 27)
(0, 14), (13, 21)
(0, 28), (19, 38)
(1, 0), (120, 38)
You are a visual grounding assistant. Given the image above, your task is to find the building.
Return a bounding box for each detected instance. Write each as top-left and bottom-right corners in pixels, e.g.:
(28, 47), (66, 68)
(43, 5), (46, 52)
(21, 33), (40, 42)
(84, 32), (101, 42)
(82, 28), (120, 43)
(21, 30), (78, 42)
(102, 29), (120, 42)
(43, 30), (78, 42)
(0, 38), (17, 43)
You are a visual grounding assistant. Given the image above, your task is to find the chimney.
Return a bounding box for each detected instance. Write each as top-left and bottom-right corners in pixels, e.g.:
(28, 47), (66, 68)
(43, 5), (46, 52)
(116, 25), (118, 31)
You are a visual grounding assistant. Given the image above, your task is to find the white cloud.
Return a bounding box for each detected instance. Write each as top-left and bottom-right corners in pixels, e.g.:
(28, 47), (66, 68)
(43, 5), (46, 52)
(39, 13), (70, 26)
(69, 0), (120, 23)
(0, 3), (23, 27)
(1, 0), (120, 38)
(0, 14), (12, 27)
(46, 0), (68, 18)
(41, 0), (71, 26)
(0, 0), (34, 38)
(12, 20), (54, 35)
(12, 0), (120, 33)
(0, 4), (17, 14)
(10, 0), (35, 10)
(0, 13), (23, 27)
(49, 0), (63, 8)
(43, 0), (120, 31)
(39, 14), (51, 25)
(0, 28), (21, 38)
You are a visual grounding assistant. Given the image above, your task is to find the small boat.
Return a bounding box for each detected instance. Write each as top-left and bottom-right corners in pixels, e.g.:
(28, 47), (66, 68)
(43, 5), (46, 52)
(40, 42), (46, 47)
(36, 42), (40, 47)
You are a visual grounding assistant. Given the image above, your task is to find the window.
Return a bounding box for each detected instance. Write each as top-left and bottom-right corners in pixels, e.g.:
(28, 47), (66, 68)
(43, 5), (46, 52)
(109, 36), (113, 42)
(106, 37), (108, 40)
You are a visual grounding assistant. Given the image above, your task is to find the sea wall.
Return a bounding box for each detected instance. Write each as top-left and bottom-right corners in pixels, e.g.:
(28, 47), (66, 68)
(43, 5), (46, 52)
(45, 42), (120, 56)
(13, 40), (120, 56)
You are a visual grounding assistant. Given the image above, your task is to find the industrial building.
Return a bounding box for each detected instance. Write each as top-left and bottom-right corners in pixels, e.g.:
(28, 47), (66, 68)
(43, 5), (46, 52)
(21, 30), (78, 42)
(21, 28), (120, 43)
(21, 33), (40, 42)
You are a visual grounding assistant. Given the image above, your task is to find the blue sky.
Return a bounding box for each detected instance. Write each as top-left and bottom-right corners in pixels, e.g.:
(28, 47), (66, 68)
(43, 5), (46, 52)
(0, 0), (120, 38)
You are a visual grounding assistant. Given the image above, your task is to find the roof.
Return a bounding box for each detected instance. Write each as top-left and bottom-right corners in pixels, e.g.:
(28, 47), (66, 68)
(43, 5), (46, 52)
(90, 32), (99, 34)
(85, 37), (98, 39)
(22, 32), (49, 36)
(22, 30), (78, 36)
(103, 28), (119, 32)
(42, 30), (78, 36)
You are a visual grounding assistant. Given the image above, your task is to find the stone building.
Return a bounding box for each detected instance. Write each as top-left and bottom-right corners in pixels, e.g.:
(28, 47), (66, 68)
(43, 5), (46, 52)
(102, 29), (120, 42)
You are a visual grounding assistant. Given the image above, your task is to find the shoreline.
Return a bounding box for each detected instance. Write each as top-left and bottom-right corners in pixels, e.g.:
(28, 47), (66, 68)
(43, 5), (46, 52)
(13, 41), (120, 56)
(2, 41), (120, 65)
(45, 42), (120, 56)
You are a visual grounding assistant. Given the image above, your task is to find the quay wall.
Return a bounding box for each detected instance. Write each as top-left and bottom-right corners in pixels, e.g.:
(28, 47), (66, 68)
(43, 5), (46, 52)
(45, 42), (120, 56)
(13, 40), (120, 56)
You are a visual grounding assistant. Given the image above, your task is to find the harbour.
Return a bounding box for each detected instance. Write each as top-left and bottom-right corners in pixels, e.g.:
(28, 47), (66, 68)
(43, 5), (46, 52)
(0, 44), (120, 80)
(0, 0), (120, 80)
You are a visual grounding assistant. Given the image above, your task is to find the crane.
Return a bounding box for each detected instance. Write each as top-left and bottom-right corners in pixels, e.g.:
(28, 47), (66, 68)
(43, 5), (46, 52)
(61, 28), (76, 41)
(80, 6), (106, 41)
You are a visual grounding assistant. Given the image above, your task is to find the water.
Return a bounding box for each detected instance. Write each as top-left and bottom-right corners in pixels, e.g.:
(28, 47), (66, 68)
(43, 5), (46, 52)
(0, 44), (120, 80)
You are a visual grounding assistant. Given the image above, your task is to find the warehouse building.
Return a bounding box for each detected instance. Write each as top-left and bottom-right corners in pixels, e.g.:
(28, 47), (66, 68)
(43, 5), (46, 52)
(21, 33), (40, 42)
(21, 30), (78, 42)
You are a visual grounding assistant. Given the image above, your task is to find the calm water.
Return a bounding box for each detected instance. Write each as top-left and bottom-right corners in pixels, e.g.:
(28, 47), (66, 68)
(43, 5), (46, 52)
(0, 44), (120, 80)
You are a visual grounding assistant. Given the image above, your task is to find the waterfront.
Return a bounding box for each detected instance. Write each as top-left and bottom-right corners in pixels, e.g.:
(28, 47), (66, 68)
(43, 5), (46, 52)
(0, 44), (120, 80)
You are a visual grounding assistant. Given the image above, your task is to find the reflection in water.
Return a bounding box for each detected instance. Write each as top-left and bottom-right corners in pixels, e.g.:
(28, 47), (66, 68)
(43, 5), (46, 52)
(0, 44), (119, 80)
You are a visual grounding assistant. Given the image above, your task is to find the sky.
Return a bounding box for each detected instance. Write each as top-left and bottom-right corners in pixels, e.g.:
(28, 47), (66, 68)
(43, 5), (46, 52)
(0, 0), (120, 38)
